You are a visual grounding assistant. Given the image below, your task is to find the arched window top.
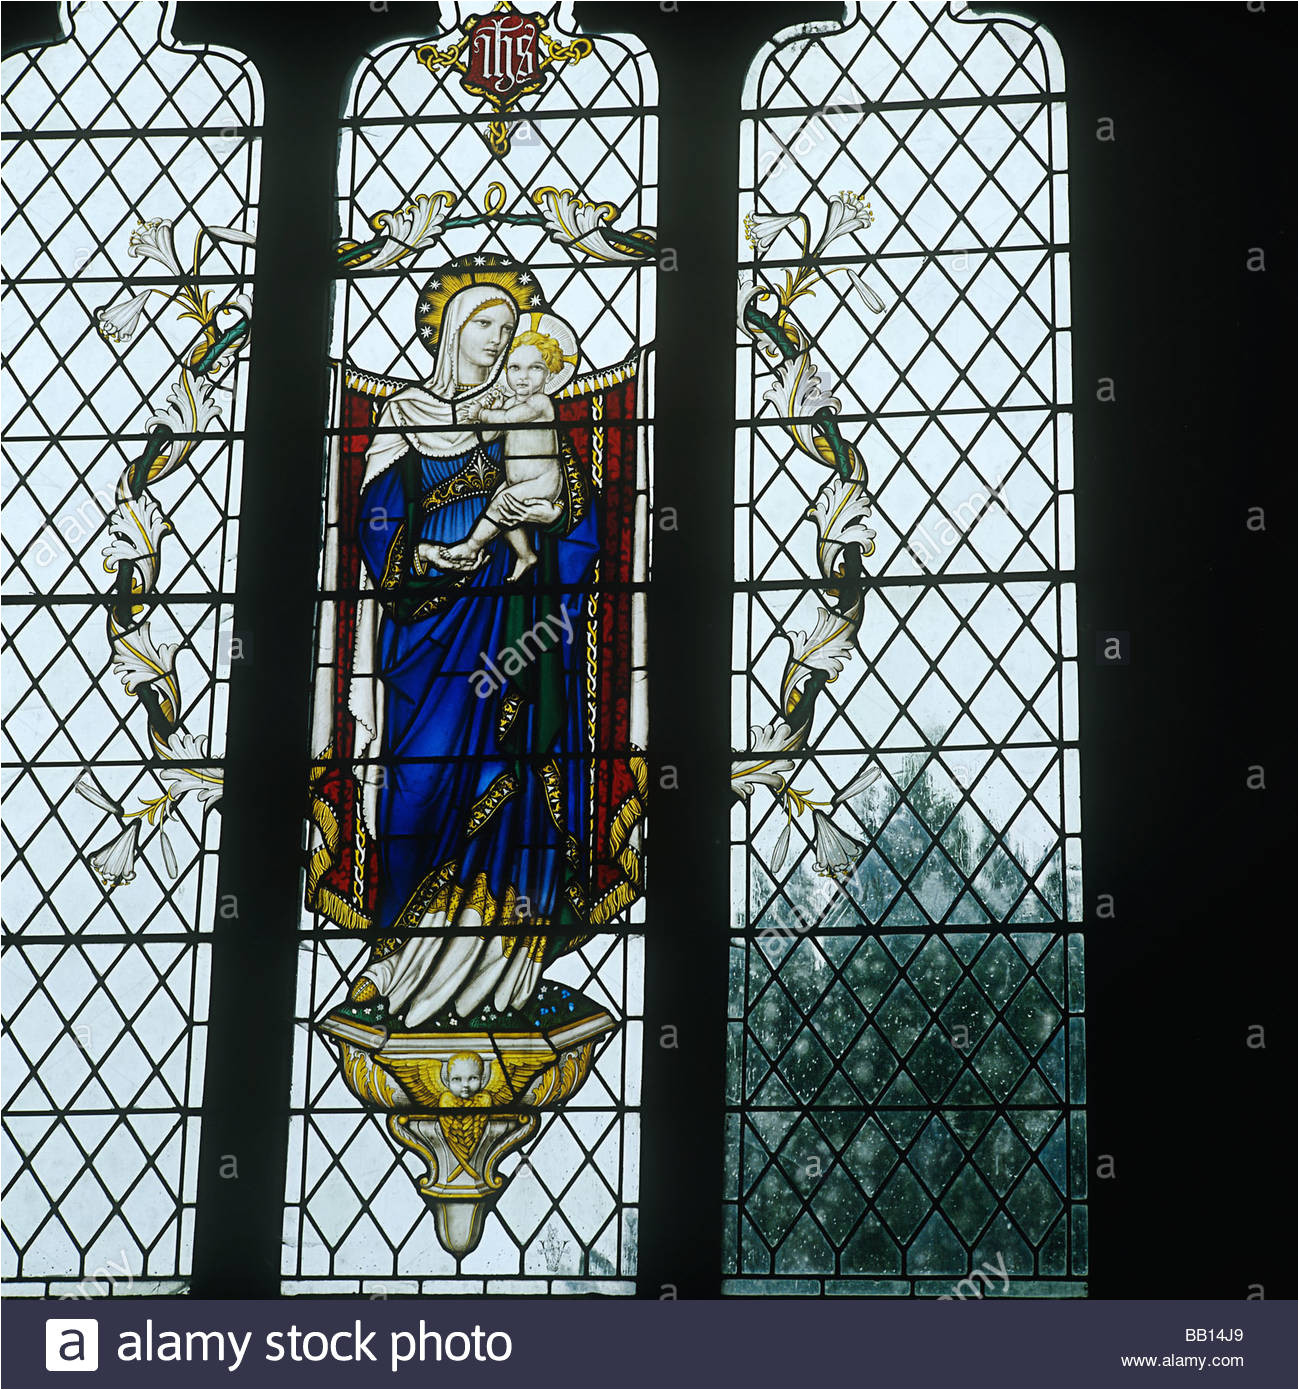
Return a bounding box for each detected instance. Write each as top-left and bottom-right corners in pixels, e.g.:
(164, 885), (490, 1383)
(3, 1), (262, 136)
(329, 2), (657, 379)
(741, 7), (1068, 270)
(2, 2), (261, 290)
(743, 3), (1065, 111)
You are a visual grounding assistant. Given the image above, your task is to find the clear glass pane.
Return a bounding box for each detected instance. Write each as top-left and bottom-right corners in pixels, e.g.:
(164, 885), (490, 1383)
(728, 0), (1084, 1296)
(1, 0), (261, 1295)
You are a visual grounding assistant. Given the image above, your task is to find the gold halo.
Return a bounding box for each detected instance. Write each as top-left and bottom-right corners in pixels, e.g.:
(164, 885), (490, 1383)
(415, 257), (546, 356)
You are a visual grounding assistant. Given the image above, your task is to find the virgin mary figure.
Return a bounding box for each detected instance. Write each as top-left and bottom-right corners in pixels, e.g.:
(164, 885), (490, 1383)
(308, 258), (647, 1034)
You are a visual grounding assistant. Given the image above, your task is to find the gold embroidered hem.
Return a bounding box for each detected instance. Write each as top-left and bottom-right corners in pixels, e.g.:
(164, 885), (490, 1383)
(420, 447), (503, 513)
(389, 859), (565, 937)
(380, 522), (408, 590)
(497, 691), (523, 742)
(465, 772), (519, 838)
(498, 933), (549, 964)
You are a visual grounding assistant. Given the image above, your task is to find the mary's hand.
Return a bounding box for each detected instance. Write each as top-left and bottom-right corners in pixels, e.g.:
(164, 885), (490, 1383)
(416, 540), (485, 574)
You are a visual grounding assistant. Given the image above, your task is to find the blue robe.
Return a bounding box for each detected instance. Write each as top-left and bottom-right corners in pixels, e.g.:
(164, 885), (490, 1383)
(358, 438), (598, 944)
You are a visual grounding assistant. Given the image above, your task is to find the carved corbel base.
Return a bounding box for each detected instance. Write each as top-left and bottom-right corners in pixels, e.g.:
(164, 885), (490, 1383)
(318, 985), (614, 1255)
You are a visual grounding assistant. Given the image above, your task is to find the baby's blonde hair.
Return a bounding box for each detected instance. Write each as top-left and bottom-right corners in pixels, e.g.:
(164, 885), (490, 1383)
(447, 1051), (485, 1076)
(510, 330), (564, 375)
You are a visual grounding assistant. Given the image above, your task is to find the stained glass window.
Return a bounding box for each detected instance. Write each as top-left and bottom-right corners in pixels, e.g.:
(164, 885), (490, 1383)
(728, 3), (1085, 1294)
(2, 1), (260, 1294)
(283, 1), (656, 1294)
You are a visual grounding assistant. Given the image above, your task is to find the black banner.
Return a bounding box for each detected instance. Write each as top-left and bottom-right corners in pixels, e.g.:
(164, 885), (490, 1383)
(6, 1298), (1296, 1389)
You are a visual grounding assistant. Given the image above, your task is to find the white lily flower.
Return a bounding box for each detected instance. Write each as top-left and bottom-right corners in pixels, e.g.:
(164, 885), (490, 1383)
(95, 291), (153, 344)
(743, 210), (802, 255)
(832, 763), (881, 809)
(811, 809), (865, 879)
(158, 827), (179, 879)
(845, 268), (885, 315)
(816, 191), (875, 255)
(90, 821), (140, 888)
(128, 218), (182, 275)
(74, 773), (122, 817)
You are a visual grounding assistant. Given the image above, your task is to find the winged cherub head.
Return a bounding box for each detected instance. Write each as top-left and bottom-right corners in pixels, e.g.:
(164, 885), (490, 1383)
(445, 1051), (487, 1100)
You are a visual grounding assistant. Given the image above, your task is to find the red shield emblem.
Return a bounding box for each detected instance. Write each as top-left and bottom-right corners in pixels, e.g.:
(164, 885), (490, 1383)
(464, 10), (542, 102)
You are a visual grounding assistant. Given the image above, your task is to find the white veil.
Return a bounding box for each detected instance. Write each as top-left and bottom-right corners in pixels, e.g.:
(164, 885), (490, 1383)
(348, 284), (519, 826)
(360, 284), (518, 489)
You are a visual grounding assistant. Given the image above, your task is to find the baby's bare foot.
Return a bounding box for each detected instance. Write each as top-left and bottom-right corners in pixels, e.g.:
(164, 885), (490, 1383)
(508, 552), (538, 583)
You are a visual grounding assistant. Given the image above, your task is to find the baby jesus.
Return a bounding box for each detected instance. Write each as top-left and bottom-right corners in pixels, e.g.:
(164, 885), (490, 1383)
(424, 331), (566, 582)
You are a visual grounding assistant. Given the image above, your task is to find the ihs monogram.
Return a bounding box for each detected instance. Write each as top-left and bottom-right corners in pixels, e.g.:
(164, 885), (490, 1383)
(416, 3), (593, 156)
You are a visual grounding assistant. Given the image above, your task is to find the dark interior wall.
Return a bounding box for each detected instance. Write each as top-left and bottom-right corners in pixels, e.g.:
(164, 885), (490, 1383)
(1010, 2), (1296, 1301)
(2, 1), (1294, 1301)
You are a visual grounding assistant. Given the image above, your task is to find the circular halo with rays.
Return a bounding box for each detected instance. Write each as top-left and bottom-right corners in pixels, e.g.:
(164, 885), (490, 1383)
(415, 255), (546, 356)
